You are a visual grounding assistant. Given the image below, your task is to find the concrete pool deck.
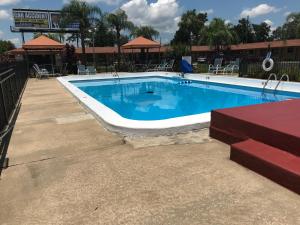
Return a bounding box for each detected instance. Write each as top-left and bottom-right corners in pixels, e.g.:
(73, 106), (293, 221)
(0, 78), (299, 225)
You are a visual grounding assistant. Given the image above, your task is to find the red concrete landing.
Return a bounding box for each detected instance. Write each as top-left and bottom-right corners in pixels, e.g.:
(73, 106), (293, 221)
(209, 99), (300, 194)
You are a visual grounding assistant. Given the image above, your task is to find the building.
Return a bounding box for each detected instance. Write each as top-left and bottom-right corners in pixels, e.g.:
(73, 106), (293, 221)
(76, 39), (300, 64)
(8, 39), (300, 65)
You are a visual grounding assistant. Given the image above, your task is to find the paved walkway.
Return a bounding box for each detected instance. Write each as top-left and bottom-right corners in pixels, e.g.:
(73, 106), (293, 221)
(0, 78), (299, 225)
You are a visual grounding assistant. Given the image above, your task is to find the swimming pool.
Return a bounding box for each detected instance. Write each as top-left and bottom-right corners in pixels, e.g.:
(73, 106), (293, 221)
(71, 76), (300, 120)
(58, 73), (300, 134)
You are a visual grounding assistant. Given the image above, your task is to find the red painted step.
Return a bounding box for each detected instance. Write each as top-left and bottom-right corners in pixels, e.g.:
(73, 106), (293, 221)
(210, 99), (300, 156)
(231, 139), (300, 194)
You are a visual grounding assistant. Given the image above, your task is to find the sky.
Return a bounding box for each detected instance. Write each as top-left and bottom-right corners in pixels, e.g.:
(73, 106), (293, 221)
(0, 0), (299, 47)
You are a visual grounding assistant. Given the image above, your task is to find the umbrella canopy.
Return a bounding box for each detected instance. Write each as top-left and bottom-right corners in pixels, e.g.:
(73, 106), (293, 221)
(23, 35), (64, 50)
(122, 36), (160, 49)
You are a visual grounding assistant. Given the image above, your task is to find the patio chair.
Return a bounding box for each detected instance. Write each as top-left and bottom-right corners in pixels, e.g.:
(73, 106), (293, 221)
(208, 58), (223, 74)
(164, 59), (175, 71)
(33, 64), (49, 79)
(77, 65), (86, 75)
(147, 59), (167, 72)
(86, 66), (97, 75)
(222, 58), (240, 75)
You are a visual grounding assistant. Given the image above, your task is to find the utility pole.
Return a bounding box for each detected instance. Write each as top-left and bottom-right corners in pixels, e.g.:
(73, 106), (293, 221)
(89, 27), (97, 67)
(21, 32), (25, 44)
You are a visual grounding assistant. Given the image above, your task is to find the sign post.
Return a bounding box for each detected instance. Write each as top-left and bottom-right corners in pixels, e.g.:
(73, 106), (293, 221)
(11, 9), (80, 33)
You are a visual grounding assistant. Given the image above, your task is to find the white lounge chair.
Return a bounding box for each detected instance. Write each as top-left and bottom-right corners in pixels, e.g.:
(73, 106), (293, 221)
(222, 58), (240, 75)
(77, 65), (86, 75)
(33, 64), (49, 79)
(86, 66), (97, 75)
(149, 60), (173, 72)
(164, 59), (175, 71)
(208, 58), (223, 74)
(147, 60), (167, 72)
(155, 62), (168, 71)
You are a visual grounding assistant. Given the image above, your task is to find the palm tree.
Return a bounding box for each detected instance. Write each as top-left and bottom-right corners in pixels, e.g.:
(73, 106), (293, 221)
(61, 0), (101, 64)
(206, 18), (234, 52)
(131, 26), (159, 40)
(106, 9), (134, 65)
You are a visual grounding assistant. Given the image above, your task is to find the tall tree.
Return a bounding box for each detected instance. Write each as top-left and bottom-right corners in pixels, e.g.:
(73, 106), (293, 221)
(93, 16), (115, 47)
(272, 26), (284, 40)
(206, 18), (234, 51)
(253, 22), (271, 42)
(131, 26), (159, 40)
(106, 9), (134, 65)
(227, 23), (240, 44)
(61, 0), (101, 64)
(0, 40), (15, 54)
(283, 13), (300, 39)
(233, 18), (255, 43)
(62, 43), (77, 74)
(171, 9), (207, 45)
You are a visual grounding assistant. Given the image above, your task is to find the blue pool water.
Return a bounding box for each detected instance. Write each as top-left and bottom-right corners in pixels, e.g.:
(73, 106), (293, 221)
(71, 76), (300, 120)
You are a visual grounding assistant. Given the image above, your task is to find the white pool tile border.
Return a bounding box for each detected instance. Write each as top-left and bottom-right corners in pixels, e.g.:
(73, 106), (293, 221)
(57, 72), (300, 134)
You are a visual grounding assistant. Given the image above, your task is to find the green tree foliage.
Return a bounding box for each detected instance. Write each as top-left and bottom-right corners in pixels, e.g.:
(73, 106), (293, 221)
(227, 23), (240, 44)
(206, 18), (234, 51)
(0, 40), (15, 54)
(272, 26), (284, 40)
(233, 18), (255, 43)
(253, 22), (271, 42)
(131, 26), (159, 40)
(170, 44), (190, 59)
(273, 13), (300, 40)
(172, 10), (207, 45)
(62, 43), (77, 74)
(61, 0), (101, 64)
(106, 9), (134, 64)
(94, 17), (115, 47)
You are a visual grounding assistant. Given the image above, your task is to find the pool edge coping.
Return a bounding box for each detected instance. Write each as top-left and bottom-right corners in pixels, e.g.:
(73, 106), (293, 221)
(57, 73), (211, 135)
(57, 72), (300, 135)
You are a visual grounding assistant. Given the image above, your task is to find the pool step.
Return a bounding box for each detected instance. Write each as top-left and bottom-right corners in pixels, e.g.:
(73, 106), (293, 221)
(231, 139), (300, 194)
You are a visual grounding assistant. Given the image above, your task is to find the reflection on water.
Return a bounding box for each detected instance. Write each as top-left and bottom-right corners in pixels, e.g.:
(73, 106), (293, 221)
(74, 77), (300, 120)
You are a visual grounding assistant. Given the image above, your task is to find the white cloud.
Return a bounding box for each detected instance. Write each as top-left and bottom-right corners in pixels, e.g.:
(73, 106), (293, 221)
(264, 19), (273, 26)
(9, 37), (20, 46)
(0, 10), (11, 20)
(0, 0), (20, 5)
(225, 19), (231, 25)
(121, 0), (180, 36)
(63, 0), (120, 5)
(263, 19), (276, 32)
(199, 9), (214, 15)
(240, 4), (279, 18)
(0, 30), (3, 38)
(284, 11), (291, 17)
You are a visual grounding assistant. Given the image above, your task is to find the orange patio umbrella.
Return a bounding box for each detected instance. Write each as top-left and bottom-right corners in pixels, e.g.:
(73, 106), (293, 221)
(121, 36), (161, 64)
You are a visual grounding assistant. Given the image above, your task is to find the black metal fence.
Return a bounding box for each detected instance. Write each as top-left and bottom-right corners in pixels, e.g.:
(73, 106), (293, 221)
(0, 61), (28, 173)
(239, 58), (300, 81)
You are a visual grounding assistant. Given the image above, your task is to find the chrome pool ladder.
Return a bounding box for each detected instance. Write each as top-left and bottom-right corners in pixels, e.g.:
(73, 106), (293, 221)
(262, 73), (277, 91)
(274, 74), (289, 92)
(112, 66), (120, 83)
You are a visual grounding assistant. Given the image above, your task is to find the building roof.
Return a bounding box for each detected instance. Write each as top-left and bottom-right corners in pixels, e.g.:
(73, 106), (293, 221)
(122, 36), (161, 49)
(75, 47), (140, 54)
(230, 39), (300, 50)
(75, 46), (169, 54)
(23, 35), (64, 50)
(8, 39), (300, 55)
